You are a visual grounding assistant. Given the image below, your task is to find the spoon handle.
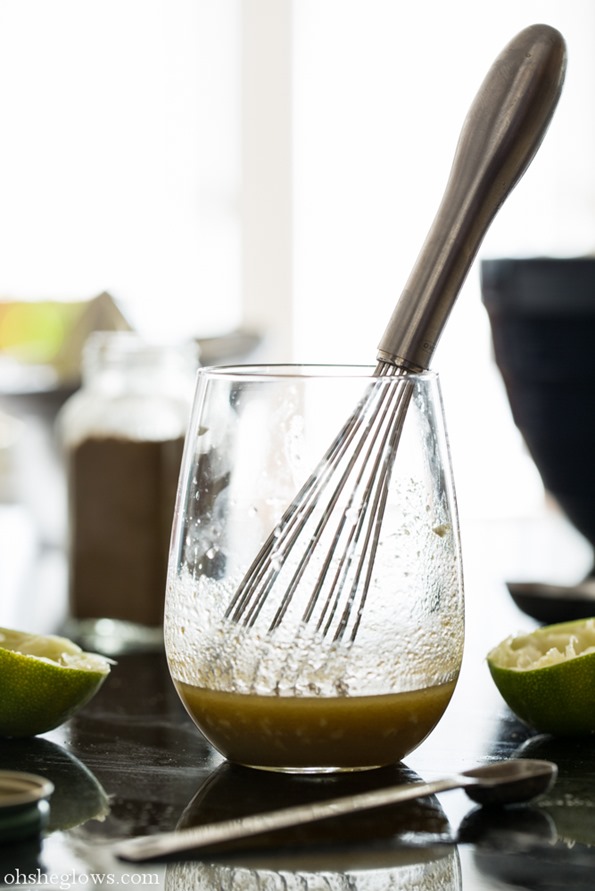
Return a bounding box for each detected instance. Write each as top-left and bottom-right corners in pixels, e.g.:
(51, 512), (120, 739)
(115, 773), (467, 862)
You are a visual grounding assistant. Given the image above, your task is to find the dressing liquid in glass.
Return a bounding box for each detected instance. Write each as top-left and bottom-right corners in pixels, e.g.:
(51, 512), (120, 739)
(173, 679), (457, 771)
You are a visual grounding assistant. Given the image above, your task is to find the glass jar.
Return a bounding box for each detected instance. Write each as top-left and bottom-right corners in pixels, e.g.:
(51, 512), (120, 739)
(58, 331), (199, 654)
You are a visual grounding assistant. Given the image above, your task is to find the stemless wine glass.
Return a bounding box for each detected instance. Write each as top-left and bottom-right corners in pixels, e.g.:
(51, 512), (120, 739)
(164, 365), (464, 773)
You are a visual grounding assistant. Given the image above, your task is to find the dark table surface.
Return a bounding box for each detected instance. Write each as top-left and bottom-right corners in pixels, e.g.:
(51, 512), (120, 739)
(2, 510), (595, 890)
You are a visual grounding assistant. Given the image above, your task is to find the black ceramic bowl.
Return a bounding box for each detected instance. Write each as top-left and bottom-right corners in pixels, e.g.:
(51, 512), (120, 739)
(481, 257), (595, 564)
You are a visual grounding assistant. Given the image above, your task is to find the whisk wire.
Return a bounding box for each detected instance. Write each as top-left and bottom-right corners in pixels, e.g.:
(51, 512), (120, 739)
(268, 370), (403, 632)
(307, 372), (410, 638)
(226, 363), (413, 639)
(224, 366), (396, 626)
(331, 381), (412, 641)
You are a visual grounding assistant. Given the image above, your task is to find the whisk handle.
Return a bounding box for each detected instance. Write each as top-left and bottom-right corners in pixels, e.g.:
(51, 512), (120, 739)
(377, 23), (567, 372)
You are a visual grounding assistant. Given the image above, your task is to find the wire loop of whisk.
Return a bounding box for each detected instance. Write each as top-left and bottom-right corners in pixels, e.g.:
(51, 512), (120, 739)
(224, 362), (413, 641)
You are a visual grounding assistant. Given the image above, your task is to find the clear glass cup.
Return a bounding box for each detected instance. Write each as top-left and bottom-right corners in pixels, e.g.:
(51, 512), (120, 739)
(165, 365), (464, 773)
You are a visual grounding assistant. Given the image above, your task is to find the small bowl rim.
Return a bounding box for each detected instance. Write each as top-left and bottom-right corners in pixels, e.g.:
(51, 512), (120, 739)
(0, 770), (54, 809)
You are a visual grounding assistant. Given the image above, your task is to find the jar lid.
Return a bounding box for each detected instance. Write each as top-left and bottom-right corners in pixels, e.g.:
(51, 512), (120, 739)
(0, 771), (54, 844)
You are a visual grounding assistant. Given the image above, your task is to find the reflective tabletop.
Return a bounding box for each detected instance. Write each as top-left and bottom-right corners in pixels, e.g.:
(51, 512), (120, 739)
(1, 512), (595, 890)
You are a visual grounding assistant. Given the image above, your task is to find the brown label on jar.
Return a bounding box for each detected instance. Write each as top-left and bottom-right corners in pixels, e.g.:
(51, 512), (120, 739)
(67, 435), (184, 626)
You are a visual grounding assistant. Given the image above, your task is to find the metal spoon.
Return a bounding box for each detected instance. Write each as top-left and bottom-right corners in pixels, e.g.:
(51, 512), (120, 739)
(507, 579), (595, 624)
(115, 758), (557, 862)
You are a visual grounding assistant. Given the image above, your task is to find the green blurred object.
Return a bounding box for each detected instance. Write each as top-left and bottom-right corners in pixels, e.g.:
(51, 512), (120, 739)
(0, 292), (131, 391)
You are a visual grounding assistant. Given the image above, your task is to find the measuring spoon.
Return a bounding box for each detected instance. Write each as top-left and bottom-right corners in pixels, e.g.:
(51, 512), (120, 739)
(508, 579), (595, 624)
(115, 758), (557, 862)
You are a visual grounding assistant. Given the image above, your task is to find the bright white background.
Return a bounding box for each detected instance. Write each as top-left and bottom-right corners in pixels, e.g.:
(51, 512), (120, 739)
(0, 0), (593, 531)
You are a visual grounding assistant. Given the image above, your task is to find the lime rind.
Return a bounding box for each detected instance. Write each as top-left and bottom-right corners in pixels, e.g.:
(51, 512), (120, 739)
(487, 618), (595, 736)
(0, 626), (112, 738)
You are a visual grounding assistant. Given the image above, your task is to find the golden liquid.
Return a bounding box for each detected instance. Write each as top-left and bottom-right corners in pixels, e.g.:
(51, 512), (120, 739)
(174, 679), (457, 770)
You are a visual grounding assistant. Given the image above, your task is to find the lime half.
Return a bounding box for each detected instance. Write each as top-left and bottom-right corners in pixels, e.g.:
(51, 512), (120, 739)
(0, 627), (111, 738)
(487, 618), (595, 736)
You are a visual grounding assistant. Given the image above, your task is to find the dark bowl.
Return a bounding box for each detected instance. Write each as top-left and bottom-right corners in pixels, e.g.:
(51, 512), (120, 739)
(481, 257), (595, 563)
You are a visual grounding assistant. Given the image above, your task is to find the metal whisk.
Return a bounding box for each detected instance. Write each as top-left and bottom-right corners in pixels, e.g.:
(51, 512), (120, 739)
(225, 24), (567, 640)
